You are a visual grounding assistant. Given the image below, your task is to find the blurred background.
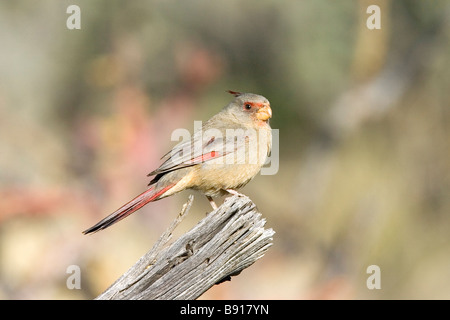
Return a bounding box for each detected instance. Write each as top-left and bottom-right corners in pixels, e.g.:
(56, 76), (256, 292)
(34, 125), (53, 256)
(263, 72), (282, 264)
(0, 0), (449, 299)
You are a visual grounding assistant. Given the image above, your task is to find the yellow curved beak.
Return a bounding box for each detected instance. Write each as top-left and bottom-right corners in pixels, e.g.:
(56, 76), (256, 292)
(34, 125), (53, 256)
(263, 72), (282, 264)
(256, 105), (272, 121)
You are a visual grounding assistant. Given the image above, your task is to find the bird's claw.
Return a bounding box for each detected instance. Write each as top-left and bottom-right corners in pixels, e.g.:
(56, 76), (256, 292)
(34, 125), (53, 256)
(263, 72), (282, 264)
(226, 189), (246, 197)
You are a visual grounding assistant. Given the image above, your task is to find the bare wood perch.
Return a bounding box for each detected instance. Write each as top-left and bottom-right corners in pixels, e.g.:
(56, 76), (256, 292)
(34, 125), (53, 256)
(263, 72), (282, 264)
(96, 194), (275, 300)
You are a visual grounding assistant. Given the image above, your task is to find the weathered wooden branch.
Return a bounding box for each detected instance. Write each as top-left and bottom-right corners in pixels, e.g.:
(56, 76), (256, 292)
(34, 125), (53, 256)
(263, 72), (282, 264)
(95, 194), (275, 300)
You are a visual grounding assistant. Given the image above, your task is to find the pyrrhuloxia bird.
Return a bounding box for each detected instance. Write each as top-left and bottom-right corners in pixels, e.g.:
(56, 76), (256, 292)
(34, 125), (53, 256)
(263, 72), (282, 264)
(83, 91), (272, 234)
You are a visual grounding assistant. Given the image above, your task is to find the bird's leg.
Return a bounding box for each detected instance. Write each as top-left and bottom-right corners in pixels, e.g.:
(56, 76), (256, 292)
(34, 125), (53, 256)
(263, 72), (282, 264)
(226, 189), (246, 197)
(206, 196), (218, 210)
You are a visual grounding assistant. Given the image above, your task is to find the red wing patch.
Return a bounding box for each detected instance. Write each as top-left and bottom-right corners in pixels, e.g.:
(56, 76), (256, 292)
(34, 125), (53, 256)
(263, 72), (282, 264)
(186, 151), (220, 164)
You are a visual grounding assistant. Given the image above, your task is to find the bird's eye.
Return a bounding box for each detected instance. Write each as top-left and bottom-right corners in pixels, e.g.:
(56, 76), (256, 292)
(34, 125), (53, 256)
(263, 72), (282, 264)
(244, 103), (252, 110)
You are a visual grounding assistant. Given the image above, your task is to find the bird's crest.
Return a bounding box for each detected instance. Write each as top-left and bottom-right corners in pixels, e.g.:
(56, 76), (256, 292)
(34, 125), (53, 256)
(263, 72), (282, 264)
(227, 90), (242, 97)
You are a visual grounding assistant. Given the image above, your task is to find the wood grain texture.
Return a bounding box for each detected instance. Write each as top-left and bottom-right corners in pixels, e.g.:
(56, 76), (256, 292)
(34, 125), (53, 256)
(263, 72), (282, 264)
(96, 194), (275, 300)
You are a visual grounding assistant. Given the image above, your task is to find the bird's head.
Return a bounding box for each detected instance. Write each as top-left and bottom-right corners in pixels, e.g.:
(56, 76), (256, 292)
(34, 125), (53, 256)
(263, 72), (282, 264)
(225, 90), (272, 125)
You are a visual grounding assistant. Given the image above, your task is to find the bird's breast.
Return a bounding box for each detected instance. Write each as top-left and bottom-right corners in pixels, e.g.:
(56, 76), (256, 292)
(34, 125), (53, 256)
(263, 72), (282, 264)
(189, 161), (265, 197)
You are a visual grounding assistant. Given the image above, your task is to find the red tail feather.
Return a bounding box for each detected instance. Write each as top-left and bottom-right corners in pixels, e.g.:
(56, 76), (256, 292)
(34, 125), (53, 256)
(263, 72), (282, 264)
(83, 184), (175, 234)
